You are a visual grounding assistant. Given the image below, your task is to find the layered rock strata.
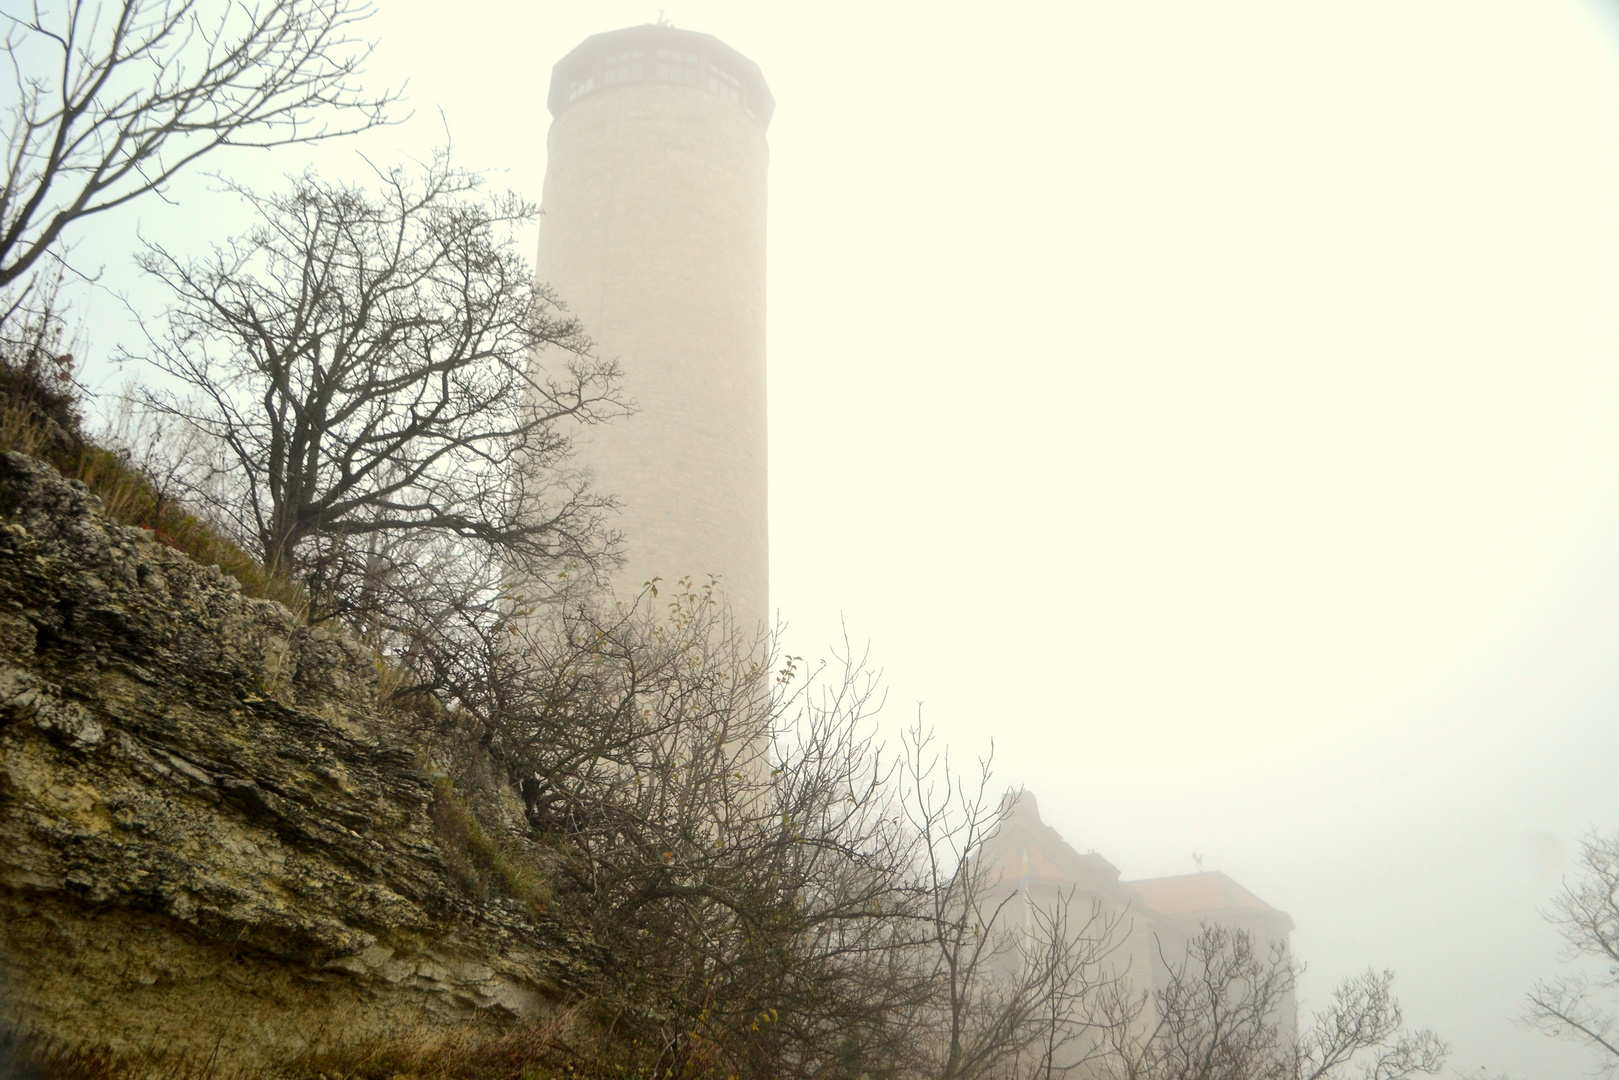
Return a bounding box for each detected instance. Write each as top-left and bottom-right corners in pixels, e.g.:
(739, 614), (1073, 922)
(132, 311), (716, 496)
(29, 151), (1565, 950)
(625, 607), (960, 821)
(0, 453), (588, 1061)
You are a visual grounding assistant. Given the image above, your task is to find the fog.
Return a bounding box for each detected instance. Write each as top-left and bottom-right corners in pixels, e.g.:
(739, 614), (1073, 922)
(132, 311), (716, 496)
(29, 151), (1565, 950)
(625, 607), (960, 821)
(58, 0), (1619, 1075)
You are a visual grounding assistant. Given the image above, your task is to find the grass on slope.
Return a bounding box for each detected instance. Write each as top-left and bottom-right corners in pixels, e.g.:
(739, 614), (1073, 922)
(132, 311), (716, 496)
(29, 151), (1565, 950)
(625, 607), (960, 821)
(0, 362), (309, 618)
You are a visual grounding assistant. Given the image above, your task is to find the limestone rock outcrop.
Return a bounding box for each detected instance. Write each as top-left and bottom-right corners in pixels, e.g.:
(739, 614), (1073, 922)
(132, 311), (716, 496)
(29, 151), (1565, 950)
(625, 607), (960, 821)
(0, 453), (590, 1061)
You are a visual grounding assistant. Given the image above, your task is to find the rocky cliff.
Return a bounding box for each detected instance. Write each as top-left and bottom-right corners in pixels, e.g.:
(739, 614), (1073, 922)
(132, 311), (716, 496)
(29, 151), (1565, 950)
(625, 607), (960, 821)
(0, 453), (590, 1062)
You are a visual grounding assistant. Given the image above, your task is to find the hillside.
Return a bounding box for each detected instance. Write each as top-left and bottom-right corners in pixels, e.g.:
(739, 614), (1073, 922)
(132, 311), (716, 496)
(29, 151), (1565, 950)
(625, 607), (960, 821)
(0, 451), (595, 1069)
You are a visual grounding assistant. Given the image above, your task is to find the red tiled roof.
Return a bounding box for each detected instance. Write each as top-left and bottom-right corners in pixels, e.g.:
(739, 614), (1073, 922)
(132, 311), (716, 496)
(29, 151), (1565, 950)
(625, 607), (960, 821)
(979, 793), (1123, 893)
(1125, 871), (1287, 921)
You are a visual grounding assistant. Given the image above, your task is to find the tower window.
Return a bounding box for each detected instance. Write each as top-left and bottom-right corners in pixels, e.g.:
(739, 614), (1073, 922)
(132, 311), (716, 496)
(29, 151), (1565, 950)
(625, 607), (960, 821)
(602, 50), (645, 84)
(656, 61), (698, 84)
(708, 65), (742, 103)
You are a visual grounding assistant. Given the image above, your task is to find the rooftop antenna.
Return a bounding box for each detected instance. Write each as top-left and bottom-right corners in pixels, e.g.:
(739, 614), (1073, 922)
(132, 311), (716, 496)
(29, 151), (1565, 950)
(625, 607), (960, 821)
(658, 8), (670, 25)
(1192, 852), (1205, 872)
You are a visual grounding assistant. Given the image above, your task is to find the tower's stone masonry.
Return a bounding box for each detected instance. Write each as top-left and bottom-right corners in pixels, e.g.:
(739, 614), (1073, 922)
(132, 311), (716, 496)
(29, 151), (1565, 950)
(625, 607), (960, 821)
(536, 25), (772, 634)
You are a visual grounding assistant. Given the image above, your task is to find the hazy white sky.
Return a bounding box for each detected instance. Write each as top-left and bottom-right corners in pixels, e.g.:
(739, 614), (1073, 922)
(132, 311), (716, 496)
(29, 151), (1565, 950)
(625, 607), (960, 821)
(60, 1), (1619, 1074)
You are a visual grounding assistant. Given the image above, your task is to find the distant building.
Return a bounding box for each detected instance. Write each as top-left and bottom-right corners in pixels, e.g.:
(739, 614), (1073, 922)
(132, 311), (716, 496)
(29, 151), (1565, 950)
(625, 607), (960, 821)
(977, 793), (1296, 1044)
(532, 23), (773, 635)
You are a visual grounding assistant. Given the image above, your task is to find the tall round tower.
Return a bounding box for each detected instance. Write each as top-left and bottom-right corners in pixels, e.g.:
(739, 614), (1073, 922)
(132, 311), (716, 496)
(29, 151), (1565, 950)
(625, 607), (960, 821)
(536, 24), (772, 634)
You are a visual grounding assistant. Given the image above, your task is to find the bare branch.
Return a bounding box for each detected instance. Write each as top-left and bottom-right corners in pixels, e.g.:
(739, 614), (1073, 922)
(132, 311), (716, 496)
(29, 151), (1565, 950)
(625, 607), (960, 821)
(0, 0), (399, 288)
(1526, 830), (1619, 1076)
(122, 150), (626, 624)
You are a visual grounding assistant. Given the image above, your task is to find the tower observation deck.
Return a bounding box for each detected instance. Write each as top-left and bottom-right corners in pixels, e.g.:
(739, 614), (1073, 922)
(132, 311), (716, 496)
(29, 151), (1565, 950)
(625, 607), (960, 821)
(536, 25), (772, 635)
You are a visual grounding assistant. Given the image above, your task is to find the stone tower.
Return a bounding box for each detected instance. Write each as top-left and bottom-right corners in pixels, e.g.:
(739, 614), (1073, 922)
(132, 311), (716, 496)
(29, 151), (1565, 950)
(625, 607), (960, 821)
(536, 24), (773, 634)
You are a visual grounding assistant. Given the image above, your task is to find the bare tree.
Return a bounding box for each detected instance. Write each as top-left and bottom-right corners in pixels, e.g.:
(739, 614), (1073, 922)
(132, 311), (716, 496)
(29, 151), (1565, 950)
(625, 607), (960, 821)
(1094, 924), (1445, 1080)
(1291, 969), (1446, 1080)
(125, 151), (625, 622)
(397, 577), (1130, 1080)
(898, 732), (1127, 1080)
(0, 0), (394, 288)
(1527, 831), (1619, 1074)
(1097, 926), (1297, 1080)
(1021, 897), (1126, 1080)
(487, 591), (918, 1080)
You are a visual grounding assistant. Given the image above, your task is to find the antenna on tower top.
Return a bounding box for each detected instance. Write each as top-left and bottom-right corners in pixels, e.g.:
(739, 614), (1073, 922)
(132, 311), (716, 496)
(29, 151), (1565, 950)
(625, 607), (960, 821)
(657, 8), (670, 25)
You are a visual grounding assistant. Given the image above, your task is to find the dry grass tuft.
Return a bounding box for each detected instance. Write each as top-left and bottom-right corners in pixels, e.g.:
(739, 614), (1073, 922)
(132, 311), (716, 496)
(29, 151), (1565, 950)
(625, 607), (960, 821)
(0, 393), (309, 618)
(430, 780), (552, 910)
(277, 1005), (747, 1080)
(1, 1011), (696, 1080)
(0, 1026), (251, 1080)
